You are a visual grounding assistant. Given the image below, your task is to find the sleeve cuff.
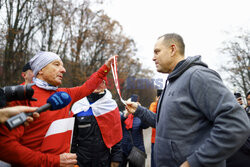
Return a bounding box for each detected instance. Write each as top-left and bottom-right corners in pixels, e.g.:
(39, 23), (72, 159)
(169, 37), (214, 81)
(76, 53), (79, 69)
(187, 153), (202, 167)
(96, 64), (110, 77)
(134, 105), (145, 117)
(54, 155), (60, 167)
(111, 158), (123, 163)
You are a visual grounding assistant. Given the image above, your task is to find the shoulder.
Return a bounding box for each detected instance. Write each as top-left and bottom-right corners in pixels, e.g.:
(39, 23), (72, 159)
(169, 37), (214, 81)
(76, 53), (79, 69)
(190, 65), (220, 78)
(183, 66), (226, 102)
(187, 66), (222, 86)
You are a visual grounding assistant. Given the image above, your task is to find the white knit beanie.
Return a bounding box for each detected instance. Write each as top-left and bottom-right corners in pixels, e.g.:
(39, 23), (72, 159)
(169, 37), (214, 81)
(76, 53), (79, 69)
(29, 51), (61, 76)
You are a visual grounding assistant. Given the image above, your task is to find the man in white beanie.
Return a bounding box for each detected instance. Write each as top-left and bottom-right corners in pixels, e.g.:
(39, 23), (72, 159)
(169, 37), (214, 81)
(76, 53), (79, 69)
(0, 51), (116, 167)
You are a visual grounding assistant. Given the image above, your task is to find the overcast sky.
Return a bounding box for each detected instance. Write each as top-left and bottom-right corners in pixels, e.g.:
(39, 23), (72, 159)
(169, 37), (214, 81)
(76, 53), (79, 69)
(98, 0), (250, 86)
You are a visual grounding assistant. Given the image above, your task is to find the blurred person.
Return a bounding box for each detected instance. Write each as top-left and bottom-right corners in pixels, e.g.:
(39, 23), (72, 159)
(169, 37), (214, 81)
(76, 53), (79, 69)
(245, 91), (250, 113)
(21, 62), (34, 85)
(227, 90), (250, 167)
(149, 89), (162, 167)
(0, 106), (38, 124)
(0, 51), (115, 166)
(71, 77), (123, 167)
(234, 92), (243, 105)
(119, 94), (149, 167)
(125, 33), (250, 167)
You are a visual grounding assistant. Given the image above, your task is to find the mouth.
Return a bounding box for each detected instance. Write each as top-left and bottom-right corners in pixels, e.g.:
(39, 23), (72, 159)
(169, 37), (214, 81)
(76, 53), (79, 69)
(58, 76), (63, 80)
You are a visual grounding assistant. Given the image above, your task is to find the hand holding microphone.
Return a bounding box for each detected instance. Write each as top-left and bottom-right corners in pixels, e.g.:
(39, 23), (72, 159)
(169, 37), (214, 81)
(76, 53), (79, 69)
(5, 91), (72, 130)
(0, 106), (38, 124)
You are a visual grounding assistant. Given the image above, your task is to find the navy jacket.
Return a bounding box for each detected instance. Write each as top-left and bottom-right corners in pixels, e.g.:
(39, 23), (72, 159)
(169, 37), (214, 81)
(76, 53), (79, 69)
(120, 113), (149, 157)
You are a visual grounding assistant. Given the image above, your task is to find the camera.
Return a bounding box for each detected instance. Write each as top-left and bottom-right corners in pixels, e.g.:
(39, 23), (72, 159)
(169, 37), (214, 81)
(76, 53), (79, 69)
(234, 92), (241, 99)
(0, 84), (35, 108)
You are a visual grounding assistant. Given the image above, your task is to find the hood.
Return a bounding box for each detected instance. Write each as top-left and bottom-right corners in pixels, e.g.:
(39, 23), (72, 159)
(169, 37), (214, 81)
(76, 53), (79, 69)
(168, 55), (208, 82)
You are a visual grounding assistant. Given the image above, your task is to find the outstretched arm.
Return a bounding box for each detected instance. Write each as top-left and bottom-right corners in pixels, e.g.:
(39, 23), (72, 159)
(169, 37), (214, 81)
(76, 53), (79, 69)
(64, 55), (117, 103)
(126, 101), (157, 128)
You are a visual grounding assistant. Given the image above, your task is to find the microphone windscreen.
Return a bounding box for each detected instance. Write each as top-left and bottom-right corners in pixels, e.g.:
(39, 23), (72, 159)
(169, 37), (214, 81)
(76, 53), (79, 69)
(47, 92), (72, 110)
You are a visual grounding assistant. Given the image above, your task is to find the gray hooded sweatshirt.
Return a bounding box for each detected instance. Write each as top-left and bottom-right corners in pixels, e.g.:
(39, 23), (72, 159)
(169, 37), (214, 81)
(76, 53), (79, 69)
(134, 56), (250, 167)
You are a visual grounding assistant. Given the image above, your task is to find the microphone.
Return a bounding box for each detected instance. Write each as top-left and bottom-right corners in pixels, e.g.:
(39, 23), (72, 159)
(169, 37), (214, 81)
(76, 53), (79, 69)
(5, 92), (72, 130)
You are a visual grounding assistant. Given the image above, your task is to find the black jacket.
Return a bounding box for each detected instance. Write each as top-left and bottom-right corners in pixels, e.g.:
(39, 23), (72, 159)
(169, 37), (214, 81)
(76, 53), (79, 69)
(71, 92), (123, 167)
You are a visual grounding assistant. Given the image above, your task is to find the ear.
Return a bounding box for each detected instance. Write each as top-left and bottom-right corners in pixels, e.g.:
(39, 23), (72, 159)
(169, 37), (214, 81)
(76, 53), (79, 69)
(170, 44), (177, 56)
(21, 72), (26, 79)
(38, 69), (43, 75)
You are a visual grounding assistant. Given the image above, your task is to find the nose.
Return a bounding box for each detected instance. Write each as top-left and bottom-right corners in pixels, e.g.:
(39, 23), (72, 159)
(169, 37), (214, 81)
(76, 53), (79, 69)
(61, 66), (66, 73)
(152, 54), (156, 62)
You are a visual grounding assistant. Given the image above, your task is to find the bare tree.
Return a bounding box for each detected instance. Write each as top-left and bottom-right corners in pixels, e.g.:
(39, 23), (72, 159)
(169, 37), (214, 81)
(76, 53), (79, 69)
(0, 0), (155, 105)
(220, 29), (250, 97)
(0, 0), (50, 85)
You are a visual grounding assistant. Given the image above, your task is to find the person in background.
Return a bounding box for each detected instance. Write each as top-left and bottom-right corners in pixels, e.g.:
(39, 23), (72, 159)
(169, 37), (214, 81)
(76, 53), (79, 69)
(125, 33), (250, 167)
(120, 94), (149, 167)
(234, 92), (243, 105)
(0, 51), (115, 167)
(21, 62), (34, 85)
(149, 89), (162, 167)
(0, 66), (38, 167)
(227, 90), (250, 167)
(245, 91), (250, 113)
(71, 77), (123, 167)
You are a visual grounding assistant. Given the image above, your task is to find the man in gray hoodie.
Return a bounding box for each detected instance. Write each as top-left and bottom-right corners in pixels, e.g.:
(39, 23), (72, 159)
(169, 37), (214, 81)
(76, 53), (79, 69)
(126, 33), (250, 167)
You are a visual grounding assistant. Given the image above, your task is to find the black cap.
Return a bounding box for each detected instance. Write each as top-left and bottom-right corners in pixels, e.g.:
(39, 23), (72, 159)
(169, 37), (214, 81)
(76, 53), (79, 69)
(22, 62), (32, 72)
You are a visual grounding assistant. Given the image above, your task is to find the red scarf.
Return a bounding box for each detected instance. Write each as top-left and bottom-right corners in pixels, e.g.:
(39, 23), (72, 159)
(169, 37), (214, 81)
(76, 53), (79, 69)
(124, 114), (134, 130)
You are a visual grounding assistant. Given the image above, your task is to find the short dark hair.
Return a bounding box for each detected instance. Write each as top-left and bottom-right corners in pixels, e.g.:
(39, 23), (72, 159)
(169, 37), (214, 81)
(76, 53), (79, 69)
(159, 33), (185, 55)
(22, 62), (32, 72)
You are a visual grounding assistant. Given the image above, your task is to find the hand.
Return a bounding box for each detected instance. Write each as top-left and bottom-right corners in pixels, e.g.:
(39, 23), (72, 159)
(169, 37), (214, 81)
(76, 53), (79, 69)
(123, 109), (129, 117)
(111, 161), (119, 167)
(237, 97), (243, 105)
(125, 101), (139, 114)
(0, 106), (39, 124)
(105, 55), (118, 69)
(60, 153), (77, 167)
(180, 161), (190, 167)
